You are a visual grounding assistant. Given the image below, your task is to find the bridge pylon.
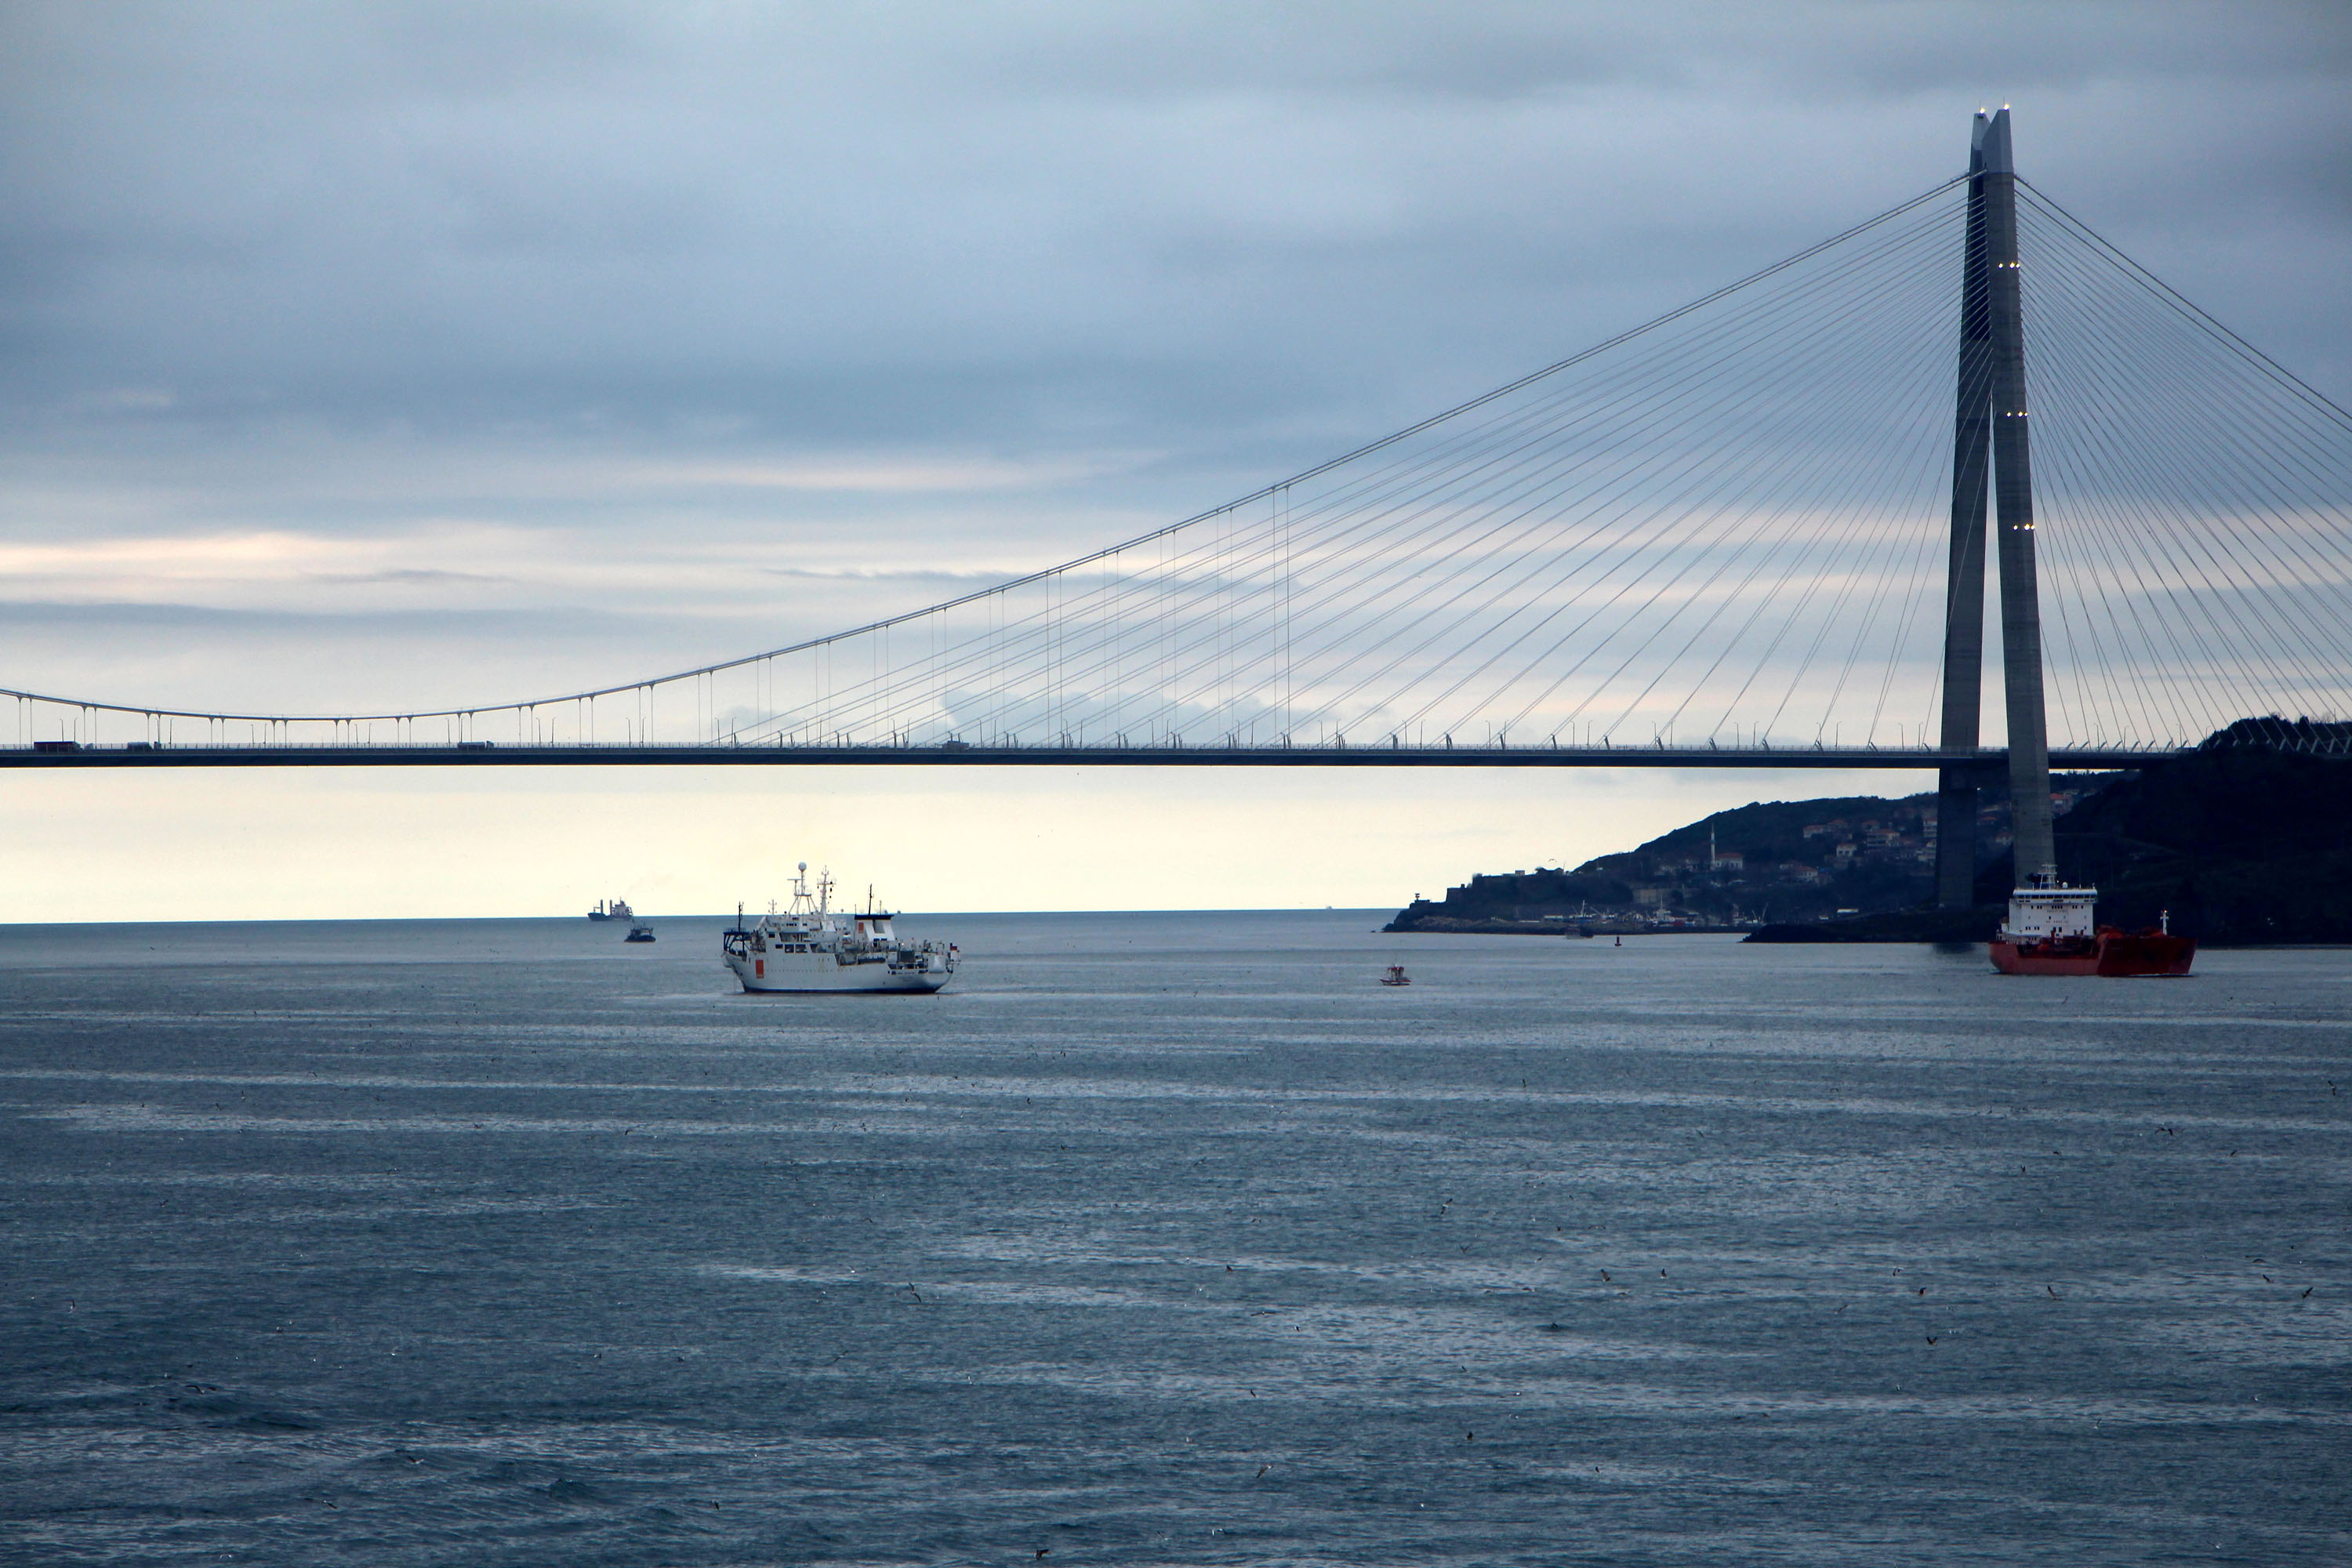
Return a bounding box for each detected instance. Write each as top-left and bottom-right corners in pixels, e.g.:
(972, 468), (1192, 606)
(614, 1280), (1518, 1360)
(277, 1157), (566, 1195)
(1936, 107), (2054, 907)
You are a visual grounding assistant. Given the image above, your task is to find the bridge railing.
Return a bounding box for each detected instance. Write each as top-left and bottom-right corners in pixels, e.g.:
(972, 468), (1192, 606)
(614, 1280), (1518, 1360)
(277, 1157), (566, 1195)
(0, 735), (2200, 769)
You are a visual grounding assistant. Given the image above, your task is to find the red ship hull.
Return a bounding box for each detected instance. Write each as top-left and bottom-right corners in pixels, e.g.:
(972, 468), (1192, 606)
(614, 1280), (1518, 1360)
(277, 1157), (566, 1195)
(1989, 929), (2195, 977)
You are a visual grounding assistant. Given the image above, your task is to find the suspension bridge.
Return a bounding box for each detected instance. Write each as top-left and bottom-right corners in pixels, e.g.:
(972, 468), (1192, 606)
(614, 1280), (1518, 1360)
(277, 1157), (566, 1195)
(8, 111), (2352, 908)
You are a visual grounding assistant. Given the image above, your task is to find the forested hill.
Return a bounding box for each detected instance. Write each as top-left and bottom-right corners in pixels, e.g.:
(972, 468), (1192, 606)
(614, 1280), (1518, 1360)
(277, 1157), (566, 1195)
(1385, 784), (2036, 931)
(2013, 749), (2352, 943)
(1390, 735), (2352, 943)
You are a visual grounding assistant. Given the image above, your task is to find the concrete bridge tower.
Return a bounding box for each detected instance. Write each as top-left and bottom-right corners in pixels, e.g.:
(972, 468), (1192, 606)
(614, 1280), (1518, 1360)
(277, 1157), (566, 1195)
(1936, 107), (2055, 906)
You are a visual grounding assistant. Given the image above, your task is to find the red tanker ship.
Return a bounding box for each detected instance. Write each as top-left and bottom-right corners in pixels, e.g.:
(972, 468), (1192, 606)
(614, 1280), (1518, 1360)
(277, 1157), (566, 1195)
(1990, 874), (2194, 977)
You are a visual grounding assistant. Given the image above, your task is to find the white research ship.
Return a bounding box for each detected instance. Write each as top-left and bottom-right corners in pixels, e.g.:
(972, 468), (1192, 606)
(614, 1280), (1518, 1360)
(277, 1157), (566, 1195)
(721, 864), (958, 994)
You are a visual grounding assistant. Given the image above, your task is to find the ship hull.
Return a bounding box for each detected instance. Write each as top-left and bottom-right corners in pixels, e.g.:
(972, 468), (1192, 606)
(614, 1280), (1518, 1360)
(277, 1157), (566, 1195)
(725, 953), (951, 993)
(1989, 933), (2195, 977)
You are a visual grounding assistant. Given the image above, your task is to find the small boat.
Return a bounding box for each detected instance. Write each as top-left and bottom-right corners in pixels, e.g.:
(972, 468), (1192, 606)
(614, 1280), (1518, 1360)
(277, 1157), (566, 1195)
(623, 924), (656, 944)
(1989, 874), (2194, 977)
(1380, 964), (1411, 986)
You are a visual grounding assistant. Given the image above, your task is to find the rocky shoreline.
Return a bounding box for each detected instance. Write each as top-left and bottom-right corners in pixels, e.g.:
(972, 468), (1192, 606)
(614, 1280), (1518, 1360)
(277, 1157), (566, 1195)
(1381, 914), (1748, 937)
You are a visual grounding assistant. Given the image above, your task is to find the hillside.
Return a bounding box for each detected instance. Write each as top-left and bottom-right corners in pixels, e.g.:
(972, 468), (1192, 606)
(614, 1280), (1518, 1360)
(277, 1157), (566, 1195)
(1388, 732), (2352, 944)
(2005, 749), (2352, 943)
(1384, 779), (2090, 932)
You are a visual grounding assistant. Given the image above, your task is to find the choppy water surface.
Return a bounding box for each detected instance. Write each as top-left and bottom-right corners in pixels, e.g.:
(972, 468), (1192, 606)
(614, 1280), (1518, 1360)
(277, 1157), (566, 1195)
(2, 912), (2347, 1565)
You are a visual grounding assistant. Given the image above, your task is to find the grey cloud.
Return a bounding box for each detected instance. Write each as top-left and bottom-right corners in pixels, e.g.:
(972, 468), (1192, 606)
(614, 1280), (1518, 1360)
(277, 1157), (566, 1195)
(304, 568), (514, 586)
(0, 597), (641, 634)
(1, 2), (2347, 713)
(0, 597), (802, 713)
(9, 4), (2347, 437)
(762, 566), (1029, 585)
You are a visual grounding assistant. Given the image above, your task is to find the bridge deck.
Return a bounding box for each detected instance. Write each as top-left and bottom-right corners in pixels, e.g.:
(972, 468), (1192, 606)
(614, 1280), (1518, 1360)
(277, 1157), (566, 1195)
(0, 743), (2182, 771)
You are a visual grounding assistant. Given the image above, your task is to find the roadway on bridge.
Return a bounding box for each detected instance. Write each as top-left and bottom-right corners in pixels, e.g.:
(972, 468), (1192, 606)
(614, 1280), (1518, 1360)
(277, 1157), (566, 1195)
(0, 742), (2182, 771)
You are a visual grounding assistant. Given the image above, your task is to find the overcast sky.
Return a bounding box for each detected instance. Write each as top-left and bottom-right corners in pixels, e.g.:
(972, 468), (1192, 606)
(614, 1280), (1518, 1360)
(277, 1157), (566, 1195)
(3, 2), (2347, 918)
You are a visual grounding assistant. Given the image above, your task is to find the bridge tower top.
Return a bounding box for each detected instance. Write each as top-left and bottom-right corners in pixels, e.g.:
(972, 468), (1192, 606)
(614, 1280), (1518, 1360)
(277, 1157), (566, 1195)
(1979, 103), (2013, 175)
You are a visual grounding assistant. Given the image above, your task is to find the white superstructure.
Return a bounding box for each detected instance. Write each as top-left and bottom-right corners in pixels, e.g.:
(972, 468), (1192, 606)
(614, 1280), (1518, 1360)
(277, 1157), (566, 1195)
(1999, 870), (2098, 944)
(721, 864), (957, 993)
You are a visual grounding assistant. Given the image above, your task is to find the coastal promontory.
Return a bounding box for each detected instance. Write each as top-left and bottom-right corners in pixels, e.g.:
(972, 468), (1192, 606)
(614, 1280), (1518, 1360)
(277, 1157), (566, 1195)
(1387, 726), (2352, 944)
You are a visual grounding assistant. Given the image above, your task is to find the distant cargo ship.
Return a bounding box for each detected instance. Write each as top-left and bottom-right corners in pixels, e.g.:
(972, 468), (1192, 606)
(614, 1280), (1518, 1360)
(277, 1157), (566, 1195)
(1990, 875), (2194, 977)
(587, 898), (633, 922)
(722, 865), (956, 993)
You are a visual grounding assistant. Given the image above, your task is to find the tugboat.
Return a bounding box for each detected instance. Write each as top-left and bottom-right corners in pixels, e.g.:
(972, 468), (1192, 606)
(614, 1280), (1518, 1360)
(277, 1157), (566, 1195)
(721, 865), (957, 993)
(1989, 873), (2194, 977)
(623, 923), (656, 943)
(587, 897), (634, 923)
(1380, 964), (1411, 986)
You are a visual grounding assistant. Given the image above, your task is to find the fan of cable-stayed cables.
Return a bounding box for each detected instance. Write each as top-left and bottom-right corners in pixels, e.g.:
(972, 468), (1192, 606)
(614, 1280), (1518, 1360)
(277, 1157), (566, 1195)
(2016, 180), (2352, 749)
(678, 179), (1980, 755)
(10, 166), (2350, 755)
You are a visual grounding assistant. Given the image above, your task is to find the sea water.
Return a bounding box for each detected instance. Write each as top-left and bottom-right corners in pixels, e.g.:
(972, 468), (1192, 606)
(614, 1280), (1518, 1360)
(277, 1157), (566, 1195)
(2, 912), (2346, 1565)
